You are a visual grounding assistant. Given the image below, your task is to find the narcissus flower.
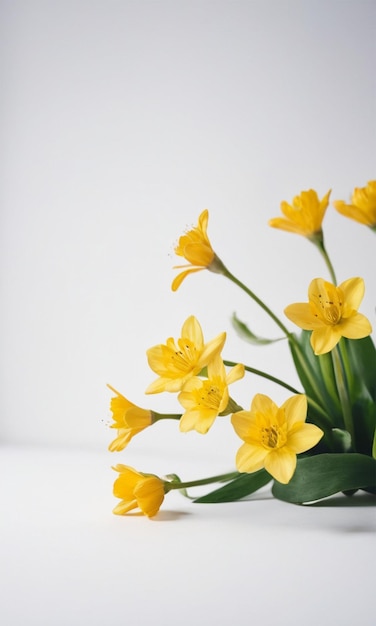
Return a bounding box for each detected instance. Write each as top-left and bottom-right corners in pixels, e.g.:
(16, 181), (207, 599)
(146, 315), (226, 393)
(333, 180), (376, 229)
(284, 277), (372, 355)
(107, 385), (153, 451)
(172, 209), (225, 291)
(269, 189), (331, 240)
(112, 465), (165, 517)
(231, 394), (323, 484)
(178, 355), (245, 434)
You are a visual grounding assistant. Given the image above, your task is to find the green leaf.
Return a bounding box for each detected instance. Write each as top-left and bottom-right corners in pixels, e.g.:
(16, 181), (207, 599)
(272, 453), (376, 503)
(194, 469), (271, 503)
(232, 313), (284, 345)
(343, 336), (376, 402)
(289, 331), (341, 424)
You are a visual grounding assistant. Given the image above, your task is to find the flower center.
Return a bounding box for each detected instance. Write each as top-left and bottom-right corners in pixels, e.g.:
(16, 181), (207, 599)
(311, 282), (343, 326)
(168, 339), (199, 374)
(194, 379), (223, 410)
(261, 424), (286, 449)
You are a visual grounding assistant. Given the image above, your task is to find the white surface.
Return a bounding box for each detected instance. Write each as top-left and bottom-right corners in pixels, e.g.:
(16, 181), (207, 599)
(1, 444), (375, 626)
(1, 0), (375, 449)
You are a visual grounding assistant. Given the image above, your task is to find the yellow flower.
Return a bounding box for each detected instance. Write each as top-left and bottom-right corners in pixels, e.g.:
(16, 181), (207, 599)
(107, 385), (153, 451)
(172, 209), (224, 291)
(333, 180), (376, 228)
(269, 189), (331, 239)
(112, 465), (165, 517)
(145, 315), (226, 393)
(178, 355), (245, 434)
(284, 277), (372, 355)
(231, 394), (323, 484)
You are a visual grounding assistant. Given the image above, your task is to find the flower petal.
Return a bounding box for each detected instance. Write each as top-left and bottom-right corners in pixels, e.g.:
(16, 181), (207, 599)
(235, 442), (268, 473)
(287, 423), (323, 453)
(264, 447), (297, 484)
(198, 332), (226, 367)
(182, 315), (203, 347)
(284, 303), (323, 330)
(339, 313), (372, 339)
(339, 277), (365, 311)
(310, 326), (341, 354)
(226, 363), (245, 385)
(171, 267), (204, 291)
(134, 477), (165, 518)
(281, 394), (307, 429)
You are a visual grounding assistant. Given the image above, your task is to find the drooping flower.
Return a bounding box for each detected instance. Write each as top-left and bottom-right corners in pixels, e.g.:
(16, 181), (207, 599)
(284, 277), (372, 355)
(172, 209), (225, 291)
(333, 180), (376, 229)
(178, 355), (245, 434)
(231, 394), (323, 484)
(112, 465), (165, 517)
(269, 189), (331, 240)
(145, 315), (226, 393)
(107, 385), (153, 451)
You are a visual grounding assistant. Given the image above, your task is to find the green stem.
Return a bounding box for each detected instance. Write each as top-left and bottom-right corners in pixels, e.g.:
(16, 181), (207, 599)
(224, 359), (300, 394)
(222, 267), (294, 340)
(315, 240), (337, 285)
(331, 344), (354, 445)
(152, 413), (181, 422)
(164, 471), (240, 492)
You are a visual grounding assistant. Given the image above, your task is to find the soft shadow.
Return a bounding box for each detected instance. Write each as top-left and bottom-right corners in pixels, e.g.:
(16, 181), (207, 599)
(151, 510), (192, 522)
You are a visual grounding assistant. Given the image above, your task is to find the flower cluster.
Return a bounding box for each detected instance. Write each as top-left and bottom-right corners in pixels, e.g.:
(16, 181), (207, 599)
(107, 180), (375, 517)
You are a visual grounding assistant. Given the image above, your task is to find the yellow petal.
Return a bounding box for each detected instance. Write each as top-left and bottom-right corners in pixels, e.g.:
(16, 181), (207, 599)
(264, 448), (297, 484)
(134, 477), (165, 518)
(251, 393), (279, 417)
(231, 410), (256, 442)
(179, 409), (216, 434)
(235, 442), (268, 473)
(182, 315), (204, 347)
(339, 313), (372, 339)
(226, 363), (245, 385)
(287, 423), (323, 454)
(112, 499), (138, 515)
(281, 394), (307, 429)
(310, 326), (341, 355)
(339, 277), (365, 312)
(284, 303), (323, 330)
(171, 267), (204, 291)
(198, 332), (226, 367)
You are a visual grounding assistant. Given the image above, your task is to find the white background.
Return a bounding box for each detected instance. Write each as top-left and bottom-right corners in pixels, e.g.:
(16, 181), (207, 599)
(1, 0), (375, 453)
(0, 3), (375, 625)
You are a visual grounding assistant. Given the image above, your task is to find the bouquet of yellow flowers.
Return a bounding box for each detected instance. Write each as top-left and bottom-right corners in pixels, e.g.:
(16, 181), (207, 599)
(107, 181), (376, 517)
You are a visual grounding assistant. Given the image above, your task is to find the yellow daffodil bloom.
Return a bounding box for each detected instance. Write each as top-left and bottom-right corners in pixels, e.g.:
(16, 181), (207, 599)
(146, 315), (226, 393)
(269, 189), (331, 239)
(172, 209), (225, 291)
(333, 180), (376, 228)
(231, 394), (323, 484)
(178, 355), (245, 434)
(107, 385), (153, 451)
(284, 277), (372, 355)
(112, 464), (165, 517)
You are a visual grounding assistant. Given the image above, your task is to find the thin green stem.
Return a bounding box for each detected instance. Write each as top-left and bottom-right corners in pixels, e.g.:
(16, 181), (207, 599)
(221, 267), (294, 340)
(331, 344), (354, 445)
(223, 359), (300, 394)
(152, 413), (182, 422)
(315, 240), (337, 285)
(165, 471), (240, 492)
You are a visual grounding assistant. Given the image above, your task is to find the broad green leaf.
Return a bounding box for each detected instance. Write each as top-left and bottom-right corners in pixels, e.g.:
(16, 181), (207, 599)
(272, 453), (376, 503)
(343, 336), (376, 402)
(352, 398), (376, 456)
(194, 469), (271, 503)
(232, 313), (284, 345)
